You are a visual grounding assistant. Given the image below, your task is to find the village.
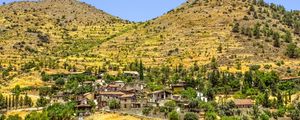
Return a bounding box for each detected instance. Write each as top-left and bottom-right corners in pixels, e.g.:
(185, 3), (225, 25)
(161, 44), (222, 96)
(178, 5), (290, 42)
(50, 71), (210, 119)
(0, 58), (300, 120)
(49, 70), (258, 120)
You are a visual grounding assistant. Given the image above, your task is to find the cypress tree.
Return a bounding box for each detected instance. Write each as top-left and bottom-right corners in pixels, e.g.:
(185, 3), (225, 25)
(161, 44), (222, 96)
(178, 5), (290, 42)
(139, 60), (144, 80)
(19, 96), (23, 108)
(12, 95), (15, 108)
(253, 23), (260, 38)
(273, 32), (280, 47)
(8, 96), (11, 110)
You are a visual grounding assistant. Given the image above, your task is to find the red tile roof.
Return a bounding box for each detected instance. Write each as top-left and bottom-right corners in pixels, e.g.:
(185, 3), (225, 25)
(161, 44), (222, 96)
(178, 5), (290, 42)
(98, 92), (125, 95)
(120, 94), (135, 98)
(234, 99), (254, 106)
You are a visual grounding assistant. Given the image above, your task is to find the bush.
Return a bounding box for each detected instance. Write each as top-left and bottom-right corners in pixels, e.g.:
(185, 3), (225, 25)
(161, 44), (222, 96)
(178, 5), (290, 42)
(168, 111), (179, 120)
(6, 115), (22, 120)
(109, 99), (120, 110)
(36, 96), (50, 107)
(142, 107), (152, 116)
(285, 43), (299, 58)
(184, 112), (198, 120)
(164, 100), (177, 112)
(249, 65), (261, 71)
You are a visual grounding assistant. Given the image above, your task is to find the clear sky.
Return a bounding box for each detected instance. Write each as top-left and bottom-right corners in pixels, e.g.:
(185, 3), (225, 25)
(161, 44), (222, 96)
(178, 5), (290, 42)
(0, 0), (299, 22)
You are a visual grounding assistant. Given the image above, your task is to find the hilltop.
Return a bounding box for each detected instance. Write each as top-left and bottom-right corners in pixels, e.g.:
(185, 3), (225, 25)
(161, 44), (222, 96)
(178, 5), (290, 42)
(94, 0), (300, 75)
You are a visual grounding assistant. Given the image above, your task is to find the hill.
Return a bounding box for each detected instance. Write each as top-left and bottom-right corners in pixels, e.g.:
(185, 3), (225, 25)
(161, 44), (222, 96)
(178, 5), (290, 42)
(0, 0), (134, 68)
(94, 0), (300, 75)
(0, 0), (299, 76)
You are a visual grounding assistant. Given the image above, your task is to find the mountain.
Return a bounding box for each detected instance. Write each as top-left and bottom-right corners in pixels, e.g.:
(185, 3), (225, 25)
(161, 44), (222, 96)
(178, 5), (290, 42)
(95, 0), (300, 71)
(0, 0), (134, 66)
(0, 0), (300, 75)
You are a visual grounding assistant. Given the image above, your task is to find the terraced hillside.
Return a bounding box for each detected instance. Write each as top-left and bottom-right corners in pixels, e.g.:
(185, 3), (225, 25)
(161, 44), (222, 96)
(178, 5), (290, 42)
(0, 0), (134, 68)
(95, 0), (300, 72)
(0, 0), (299, 76)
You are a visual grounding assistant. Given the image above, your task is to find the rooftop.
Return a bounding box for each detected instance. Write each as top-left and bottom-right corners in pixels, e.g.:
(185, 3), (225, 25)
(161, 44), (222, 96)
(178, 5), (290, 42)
(98, 92), (125, 95)
(233, 99), (254, 106)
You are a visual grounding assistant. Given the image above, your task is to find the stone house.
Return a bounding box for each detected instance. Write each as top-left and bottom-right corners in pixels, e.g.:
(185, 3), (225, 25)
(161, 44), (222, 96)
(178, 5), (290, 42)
(95, 91), (125, 108)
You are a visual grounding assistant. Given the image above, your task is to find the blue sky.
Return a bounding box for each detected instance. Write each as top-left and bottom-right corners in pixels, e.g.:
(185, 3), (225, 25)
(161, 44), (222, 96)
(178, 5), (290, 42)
(0, 0), (299, 22)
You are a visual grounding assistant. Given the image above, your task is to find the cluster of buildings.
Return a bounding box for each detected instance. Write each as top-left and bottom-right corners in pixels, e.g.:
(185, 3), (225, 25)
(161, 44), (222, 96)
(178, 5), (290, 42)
(50, 71), (255, 116)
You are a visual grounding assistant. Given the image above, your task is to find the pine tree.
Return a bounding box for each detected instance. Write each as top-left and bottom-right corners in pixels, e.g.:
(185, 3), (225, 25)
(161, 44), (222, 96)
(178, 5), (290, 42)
(19, 96), (23, 108)
(8, 96), (11, 110)
(12, 95), (15, 109)
(5, 96), (8, 110)
(277, 92), (283, 108)
(0, 94), (6, 109)
(139, 60), (144, 80)
(294, 21), (300, 34)
(253, 23), (260, 38)
(15, 95), (19, 109)
(284, 31), (292, 43)
(273, 32), (280, 47)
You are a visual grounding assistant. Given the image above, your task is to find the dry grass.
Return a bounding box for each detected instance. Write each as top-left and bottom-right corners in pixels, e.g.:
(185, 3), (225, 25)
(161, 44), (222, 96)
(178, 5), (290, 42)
(5, 111), (31, 119)
(85, 112), (160, 120)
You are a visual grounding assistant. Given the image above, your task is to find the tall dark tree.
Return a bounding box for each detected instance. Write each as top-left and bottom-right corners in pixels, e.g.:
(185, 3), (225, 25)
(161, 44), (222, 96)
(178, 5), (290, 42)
(284, 31), (292, 43)
(139, 60), (144, 80)
(273, 32), (280, 47)
(294, 21), (300, 34)
(0, 94), (6, 109)
(253, 23), (260, 38)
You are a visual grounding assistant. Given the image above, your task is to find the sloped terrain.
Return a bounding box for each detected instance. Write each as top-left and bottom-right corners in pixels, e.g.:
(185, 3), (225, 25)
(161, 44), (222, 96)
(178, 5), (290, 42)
(94, 0), (300, 71)
(0, 0), (299, 75)
(0, 0), (134, 67)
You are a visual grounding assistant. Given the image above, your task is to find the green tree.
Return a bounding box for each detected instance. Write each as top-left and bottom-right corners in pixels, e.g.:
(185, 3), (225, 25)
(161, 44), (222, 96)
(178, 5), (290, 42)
(253, 23), (261, 38)
(252, 105), (260, 119)
(273, 32), (280, 47)
(0, 114), (5, 120)
(6, 115), (22, 120)
(205, 112), (217, 120)
(142, 107), (152, 116)
(36, 96), (49, 107)
(168, 111), (179, 120)
(260, 113), (270, 120)
(184, 112), (198, 120)
(285, 43), (299, 58)
(232, 23), (240, 33)
(25, 111), (49, 120)
(284, 31), (292, 43)
(109, 99), (120, 110)
(164, 100), (177, 112)
(181, 87), (197, 100)
(55, 78), (65, 86)
(24, 94), (33, 107)
(46, 102), (75, 120)
(12, 85), (21, 96)
(139, 60), (144, 80)
(0, 94), (6, 109)
(294, 21), (300, 34)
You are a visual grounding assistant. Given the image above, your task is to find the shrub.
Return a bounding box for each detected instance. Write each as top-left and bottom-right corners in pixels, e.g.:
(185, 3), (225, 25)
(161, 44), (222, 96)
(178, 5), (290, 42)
(109, 99), (120, 110)
(142, 107), (152, 116)
(168, 111), (179, 120)
(184, 112), (198, 120)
